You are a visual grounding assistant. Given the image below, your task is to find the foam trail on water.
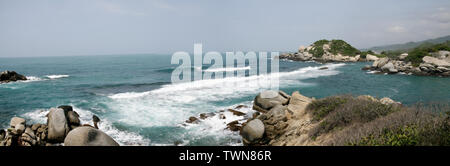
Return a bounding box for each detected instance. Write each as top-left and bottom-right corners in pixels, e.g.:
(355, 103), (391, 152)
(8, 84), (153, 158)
(106, 63), (345, 128)
(46, 75), (69, 79)
(204, 66), (251, 72)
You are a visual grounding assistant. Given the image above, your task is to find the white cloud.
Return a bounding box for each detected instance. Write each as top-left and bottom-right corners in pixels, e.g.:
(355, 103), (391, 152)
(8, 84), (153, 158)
(387, 25), (406, 33)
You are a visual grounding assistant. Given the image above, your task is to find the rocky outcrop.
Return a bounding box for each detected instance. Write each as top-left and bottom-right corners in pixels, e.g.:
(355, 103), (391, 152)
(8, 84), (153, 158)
(363, 53), (450, 77)
(0, 70), (27, 83)
(240, 91), (402, 146)
(253, 90), (289, 113)
(279, 40), (374, 63)
(64, 127), (119, 146)
(0, 105), (117, 146)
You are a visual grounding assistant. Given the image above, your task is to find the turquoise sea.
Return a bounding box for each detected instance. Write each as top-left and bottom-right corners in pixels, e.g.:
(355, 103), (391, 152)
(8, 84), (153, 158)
(1, 54), (449, 145)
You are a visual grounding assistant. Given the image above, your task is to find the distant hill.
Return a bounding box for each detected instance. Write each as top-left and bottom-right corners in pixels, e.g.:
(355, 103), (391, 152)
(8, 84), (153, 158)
(365, 35), (450, 52)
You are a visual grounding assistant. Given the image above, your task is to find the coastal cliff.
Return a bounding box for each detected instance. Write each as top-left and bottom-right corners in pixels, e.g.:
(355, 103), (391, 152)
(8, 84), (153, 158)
(240, 90), (450, 146)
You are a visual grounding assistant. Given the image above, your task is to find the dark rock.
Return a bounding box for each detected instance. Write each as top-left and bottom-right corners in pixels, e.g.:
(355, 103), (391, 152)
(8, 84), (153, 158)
(235, 105), (248, 109)
(319, 67), (328, 70)
(227, 120), (241, 131)
(228, 109), (246, 116)
(0, 70), (27, 83)
(186, 116), (199, 123)
(0, 129), (5, 141)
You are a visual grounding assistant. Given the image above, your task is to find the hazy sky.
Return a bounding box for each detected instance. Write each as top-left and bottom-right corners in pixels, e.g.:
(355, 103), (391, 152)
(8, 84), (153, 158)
(1, 0), (450, 57)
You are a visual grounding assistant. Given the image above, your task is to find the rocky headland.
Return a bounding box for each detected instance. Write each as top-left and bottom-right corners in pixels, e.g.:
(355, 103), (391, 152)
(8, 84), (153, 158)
(279, 39), (383, 63)
(238, 90), (450, 146)
(0, 105), (119, 146)
(0, 70), (27, 83)
(362, 50), (450, 77)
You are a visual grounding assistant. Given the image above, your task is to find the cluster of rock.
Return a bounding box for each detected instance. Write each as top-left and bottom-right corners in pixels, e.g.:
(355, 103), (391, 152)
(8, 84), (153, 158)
(363, 51), (450, 76)
(279, 44), (375, 63)
(0, 70), (27, 83)
(0, 106), (119, 146)
(239, 90), (400, 146)
(184, 105), (250, 132)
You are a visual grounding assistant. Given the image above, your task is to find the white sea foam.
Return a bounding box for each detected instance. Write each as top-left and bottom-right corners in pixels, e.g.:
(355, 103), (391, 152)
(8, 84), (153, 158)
(204, 66), (251, 72)
(106, 63), (345, 128)
(46, 75), (69, 79)
(22, 106), (150, 146)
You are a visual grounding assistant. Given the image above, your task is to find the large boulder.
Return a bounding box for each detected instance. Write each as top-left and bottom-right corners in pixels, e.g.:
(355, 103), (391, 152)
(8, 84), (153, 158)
(64, 127), (119, 146)
(381, 62), (398, 73)
(399, 53), (409, 60)
(0, 70), (27, 83)
(253, 90), (289, 113)
(240, 119), (265, 144)
(366, 54), (379, 61)
(287, 91), (312, 114)
(46, 108), (70, 143)
(372, 57), (389, 68)
(10, 117), (26, 128)
(422, 56), (450, 67)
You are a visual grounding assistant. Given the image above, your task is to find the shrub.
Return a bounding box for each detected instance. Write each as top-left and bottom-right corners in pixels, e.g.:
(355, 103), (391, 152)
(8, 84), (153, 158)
(329, 40), (360, 57)
(308, 96), (402, 138)
(327, 103), (450, 146)
(306, 95), (352, 121)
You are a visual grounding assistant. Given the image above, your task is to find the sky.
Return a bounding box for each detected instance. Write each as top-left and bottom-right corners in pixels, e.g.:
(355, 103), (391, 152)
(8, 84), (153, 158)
(0, 0), (450, 57)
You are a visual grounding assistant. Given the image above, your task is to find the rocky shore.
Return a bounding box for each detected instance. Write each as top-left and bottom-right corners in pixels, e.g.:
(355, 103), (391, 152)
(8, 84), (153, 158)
(279, 40), (381, 63)
(362, 51), (450, 77)
(0, 70), (27, 83)
(0, 106), (118, 146)
(238, 90), (449, 146)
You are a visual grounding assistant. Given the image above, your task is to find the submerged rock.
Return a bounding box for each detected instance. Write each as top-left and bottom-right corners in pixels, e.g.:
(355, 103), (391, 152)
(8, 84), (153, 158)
(64, 127), (119, 146)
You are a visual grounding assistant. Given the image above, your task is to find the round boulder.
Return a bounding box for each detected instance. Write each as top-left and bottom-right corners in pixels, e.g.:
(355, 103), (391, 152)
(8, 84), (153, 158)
(64, 127), (119, 146)
(240, 119), (265, 144)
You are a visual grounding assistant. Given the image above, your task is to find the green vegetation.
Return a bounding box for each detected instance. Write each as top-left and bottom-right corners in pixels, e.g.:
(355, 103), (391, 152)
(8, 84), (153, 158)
(329, 40), (360, 57)
(307, 95), (402, 138)
(403, 41), (450, 67)
(307, 95), (450, 146)
(308, 39), (361, 57)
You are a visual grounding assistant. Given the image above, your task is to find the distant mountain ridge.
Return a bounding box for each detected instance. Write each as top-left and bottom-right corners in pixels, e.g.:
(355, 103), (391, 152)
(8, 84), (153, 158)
(365, 35), (450, 52)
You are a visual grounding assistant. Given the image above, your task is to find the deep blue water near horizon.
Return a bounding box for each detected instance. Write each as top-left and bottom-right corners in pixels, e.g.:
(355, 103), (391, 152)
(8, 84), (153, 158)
(1, 54), (449, 146)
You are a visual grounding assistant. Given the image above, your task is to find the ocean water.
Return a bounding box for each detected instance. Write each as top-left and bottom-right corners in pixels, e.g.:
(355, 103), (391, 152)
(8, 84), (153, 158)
(1, 54), (449, 146)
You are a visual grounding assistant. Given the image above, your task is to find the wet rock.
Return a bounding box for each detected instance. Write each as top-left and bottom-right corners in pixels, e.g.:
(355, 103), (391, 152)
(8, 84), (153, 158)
(228, 109), (246, 116)
(0, 129), (5, 141)
(227, 121), (241, 131)
(0, 70), (27, 83)
(64, 127), (119, 146)
(186, 116), (199, 123)
(319, 67), (328, 70)
(235, 105), (248, 109)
